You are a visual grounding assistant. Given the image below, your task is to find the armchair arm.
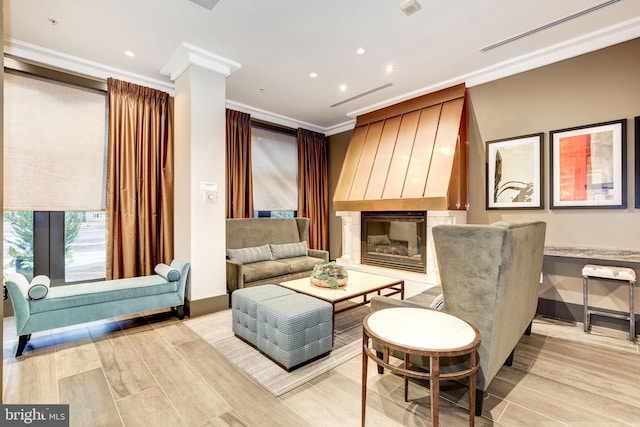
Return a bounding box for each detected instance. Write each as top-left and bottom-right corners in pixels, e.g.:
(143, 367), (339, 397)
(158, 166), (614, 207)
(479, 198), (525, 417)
(308, 249), (329, 263)
(370, 295), (432, 312)
(226, 259), (244, 292)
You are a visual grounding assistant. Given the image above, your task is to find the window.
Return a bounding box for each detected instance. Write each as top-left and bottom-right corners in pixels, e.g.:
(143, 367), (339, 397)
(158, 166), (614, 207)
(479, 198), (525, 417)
(251, 126), (298, 218)
(3, 69), (108, 283)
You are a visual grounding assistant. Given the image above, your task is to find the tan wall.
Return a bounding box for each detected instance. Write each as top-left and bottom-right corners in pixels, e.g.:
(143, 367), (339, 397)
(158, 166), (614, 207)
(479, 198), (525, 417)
(468, 38), (640, 314)
(328, 38), (640, 319)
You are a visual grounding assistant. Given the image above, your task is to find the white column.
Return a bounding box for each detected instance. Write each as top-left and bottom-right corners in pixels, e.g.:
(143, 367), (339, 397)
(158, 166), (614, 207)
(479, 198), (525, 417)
(162, 44), (240, 312)
(426, 210), (467, 282)
(336, 211), (361, 267)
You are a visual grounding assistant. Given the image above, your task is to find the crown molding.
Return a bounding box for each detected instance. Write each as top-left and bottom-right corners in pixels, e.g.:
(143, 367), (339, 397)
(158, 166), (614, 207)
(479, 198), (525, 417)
(4, 38), (175, 95)
(226, 99), (356, 136)
(225, 100), (327, 134)
(161, 42), (240, 81)
(348, 16), (640, 118)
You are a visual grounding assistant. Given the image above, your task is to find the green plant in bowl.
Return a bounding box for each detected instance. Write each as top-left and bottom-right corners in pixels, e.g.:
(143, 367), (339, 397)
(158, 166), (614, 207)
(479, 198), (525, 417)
(311, 262), (348, 290)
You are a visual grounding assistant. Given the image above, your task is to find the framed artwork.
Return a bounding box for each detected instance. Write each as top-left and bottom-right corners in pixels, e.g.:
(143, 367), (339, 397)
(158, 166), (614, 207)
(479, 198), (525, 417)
(550, 119), (626, 209)
(486, 133), (543, 209)
(636, 116), (640, 209)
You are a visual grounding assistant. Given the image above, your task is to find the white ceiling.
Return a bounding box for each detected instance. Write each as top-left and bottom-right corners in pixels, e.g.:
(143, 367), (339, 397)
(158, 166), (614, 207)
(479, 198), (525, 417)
(4, 0), (640, 134)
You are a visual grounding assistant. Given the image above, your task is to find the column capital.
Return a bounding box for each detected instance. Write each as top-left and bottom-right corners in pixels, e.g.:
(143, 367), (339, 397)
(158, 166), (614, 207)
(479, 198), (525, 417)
(161, 42), (240, 81)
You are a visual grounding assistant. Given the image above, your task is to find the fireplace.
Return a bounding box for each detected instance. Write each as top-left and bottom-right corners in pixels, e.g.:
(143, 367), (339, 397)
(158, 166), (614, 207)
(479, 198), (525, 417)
(336, 210), (467, 283)
(361, 212), (426, 273)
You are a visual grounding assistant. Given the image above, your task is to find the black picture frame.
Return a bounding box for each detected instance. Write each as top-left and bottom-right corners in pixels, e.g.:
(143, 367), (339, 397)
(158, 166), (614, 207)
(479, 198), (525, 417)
(635, 116), (640, 209)
(485, 133), (544, 210)
(550, 119), (626, 209)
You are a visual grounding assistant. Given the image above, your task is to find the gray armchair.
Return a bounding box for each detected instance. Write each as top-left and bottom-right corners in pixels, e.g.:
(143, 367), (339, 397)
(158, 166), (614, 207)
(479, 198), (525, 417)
(371, 220), (546, 416)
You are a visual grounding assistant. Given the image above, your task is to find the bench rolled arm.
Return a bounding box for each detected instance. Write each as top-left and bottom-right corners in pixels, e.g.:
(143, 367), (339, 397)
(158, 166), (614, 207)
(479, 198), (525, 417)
(5, 273), (32, 336)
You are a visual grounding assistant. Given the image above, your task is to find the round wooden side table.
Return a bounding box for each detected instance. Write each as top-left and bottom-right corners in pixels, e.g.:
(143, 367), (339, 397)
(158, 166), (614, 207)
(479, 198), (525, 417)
(361, 307), (481, 426)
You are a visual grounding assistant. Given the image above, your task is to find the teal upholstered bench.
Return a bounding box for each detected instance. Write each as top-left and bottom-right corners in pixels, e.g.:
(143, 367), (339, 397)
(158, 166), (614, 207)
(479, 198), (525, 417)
(5, 259), (190, 357)
(257, 293), (333, 371)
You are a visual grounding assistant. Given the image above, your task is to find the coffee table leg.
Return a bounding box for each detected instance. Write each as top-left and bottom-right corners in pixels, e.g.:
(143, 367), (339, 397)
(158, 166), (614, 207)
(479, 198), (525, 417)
(430, 356), (440, 427)
(361, 332), (369, 427)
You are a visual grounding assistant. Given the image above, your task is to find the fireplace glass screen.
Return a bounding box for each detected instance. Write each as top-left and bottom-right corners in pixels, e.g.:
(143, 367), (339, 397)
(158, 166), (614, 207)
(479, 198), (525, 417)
(361, 212), (426, 273)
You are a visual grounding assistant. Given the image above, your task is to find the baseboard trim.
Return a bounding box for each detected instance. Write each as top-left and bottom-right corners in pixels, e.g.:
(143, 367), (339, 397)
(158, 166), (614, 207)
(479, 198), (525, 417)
(186, 294), (229, 318)
(536, 297), (638, 333)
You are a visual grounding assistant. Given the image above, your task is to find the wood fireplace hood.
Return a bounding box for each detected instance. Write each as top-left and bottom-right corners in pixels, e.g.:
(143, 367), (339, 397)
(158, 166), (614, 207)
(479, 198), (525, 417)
(333, 83), (468, 212)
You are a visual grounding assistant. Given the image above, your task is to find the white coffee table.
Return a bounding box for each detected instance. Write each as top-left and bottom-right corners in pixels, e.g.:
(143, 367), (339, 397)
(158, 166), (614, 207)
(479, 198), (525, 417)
(361, 307), (481, 426)
(278, 270), (404, 339)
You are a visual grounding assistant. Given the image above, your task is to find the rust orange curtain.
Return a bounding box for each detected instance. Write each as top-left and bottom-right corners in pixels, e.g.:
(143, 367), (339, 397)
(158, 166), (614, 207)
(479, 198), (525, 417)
(226, 109), (253, 218)
(297, 128), (329, 251)
(106, 78), (174, 279)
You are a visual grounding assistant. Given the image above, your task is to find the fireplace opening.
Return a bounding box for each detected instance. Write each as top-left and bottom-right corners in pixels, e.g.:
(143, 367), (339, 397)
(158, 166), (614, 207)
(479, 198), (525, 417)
(361, 211), (426, 273)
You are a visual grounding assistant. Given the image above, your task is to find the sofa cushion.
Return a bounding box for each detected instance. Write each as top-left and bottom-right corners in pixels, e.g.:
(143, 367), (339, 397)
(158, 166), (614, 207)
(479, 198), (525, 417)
(28, 275), (177, 314)
(270, 241), (307, 259)
(242, 260), (291, 283)
(277, 256), (324, 274)
(227, 244), (273, 264)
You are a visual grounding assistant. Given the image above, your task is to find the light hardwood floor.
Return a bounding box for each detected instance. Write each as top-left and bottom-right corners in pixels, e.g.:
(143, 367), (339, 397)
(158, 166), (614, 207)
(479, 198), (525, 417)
(3, 310), (640, 426)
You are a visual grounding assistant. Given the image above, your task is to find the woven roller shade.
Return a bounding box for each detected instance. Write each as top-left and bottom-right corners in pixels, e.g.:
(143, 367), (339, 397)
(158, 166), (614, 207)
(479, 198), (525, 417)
(251, 126), (298, 211)
(4, 72), (107, 211)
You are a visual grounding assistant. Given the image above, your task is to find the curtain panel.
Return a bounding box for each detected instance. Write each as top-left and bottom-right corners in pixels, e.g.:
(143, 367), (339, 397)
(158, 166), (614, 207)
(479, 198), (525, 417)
(297, 128), (329, 251)
(106, 78), (174, 279)
(226, 109), (253, 218)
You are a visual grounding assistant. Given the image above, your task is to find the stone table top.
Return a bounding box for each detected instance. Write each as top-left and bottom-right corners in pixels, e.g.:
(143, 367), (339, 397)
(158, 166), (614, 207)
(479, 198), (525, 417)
(544, 246), (640, 263)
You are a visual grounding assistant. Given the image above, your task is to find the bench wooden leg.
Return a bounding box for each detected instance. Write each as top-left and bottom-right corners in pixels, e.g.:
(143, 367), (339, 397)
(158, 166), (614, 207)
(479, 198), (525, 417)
(16, 334), (31, 357)
(174, 305), (185, 320)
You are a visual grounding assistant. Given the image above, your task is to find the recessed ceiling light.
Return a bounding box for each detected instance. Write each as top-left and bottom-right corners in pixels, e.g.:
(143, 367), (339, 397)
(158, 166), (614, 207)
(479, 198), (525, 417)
(356, 47), (366, 55)
(339, 84), (347, 92)
(125, 51), (135, 57)
(310, 72), (318, 78)
(386, 64), (394, 73)
(400, 0), (422, 16)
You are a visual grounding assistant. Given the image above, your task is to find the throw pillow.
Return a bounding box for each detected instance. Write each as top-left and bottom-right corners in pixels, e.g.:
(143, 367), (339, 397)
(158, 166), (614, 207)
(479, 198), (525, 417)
(27, 275), (51, 300)
(430, 293), (444, 311)
(227, 244), (273, 264)
(154, 263), (180, 281)
(367, 234), (391, 246)
(269, 241), (308, 259)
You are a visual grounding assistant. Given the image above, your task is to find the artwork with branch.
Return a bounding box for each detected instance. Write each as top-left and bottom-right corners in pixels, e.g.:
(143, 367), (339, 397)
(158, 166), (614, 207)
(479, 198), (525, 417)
(486, 133), (543, 209)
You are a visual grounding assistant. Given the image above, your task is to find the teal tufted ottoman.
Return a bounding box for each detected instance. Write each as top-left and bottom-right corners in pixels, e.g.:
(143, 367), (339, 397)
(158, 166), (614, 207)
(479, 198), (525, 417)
(257, 293), (333, 371)
(231, 284), (296, 346)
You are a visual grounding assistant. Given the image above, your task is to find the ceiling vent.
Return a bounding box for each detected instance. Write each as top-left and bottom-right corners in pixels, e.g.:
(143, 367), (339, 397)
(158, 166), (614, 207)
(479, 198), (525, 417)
(330, 83), (393, 108)
(188, 0), (220, 10)
(481, 0), (621, 52)
(400, 0), (422, 16)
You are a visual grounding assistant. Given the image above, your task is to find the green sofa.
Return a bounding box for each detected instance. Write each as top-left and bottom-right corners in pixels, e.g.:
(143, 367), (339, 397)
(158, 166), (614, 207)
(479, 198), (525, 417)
(5, 259), (190, 357)
(225, 218), (329, 293)
(371, 220), (546, 416)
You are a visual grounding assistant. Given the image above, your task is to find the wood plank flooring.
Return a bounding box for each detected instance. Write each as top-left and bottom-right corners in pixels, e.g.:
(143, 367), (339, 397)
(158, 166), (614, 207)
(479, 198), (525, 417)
(3, 310), (639, 426)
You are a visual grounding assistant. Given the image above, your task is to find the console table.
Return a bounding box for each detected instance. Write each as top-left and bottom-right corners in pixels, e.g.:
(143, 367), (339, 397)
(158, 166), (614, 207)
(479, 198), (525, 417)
(361, 308), (481, 426)
(544, 246), (640, 263)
